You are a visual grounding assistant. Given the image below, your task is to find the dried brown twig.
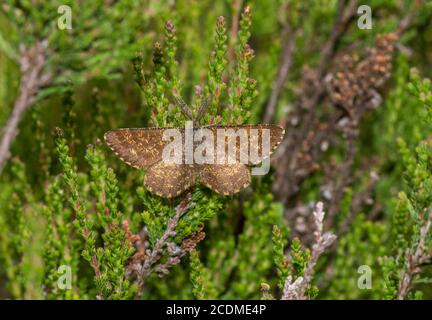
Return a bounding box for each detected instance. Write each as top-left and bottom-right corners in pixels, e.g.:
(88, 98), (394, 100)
(263, 2), (296, 123)
(397, 212), (432, 300)
(273, 0), (358, 203)
(324, 33), (397, 228)
(282, 202), (336, 300)
(270, 1), (422, 247)
(265, 0), (359, 123)
(0, 40), (51, 174)
(274, 31), (397, 242)
(130, 193), (205, 298)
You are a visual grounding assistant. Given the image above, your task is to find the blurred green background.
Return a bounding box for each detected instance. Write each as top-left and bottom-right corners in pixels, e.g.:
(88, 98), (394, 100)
(1, 0), (432, 300)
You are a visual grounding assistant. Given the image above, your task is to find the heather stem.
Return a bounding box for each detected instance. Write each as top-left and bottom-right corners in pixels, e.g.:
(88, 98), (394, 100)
(0, 40), (51, 174)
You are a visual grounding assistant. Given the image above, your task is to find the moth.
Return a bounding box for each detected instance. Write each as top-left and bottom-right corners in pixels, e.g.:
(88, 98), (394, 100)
(104, 96), (285, 198)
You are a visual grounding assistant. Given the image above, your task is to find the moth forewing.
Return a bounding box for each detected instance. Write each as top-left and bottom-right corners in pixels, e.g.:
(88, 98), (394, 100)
(162, 128), (184, 165)
(205, 124), (285, 166)
(193, 127), (215, 165)
(218, 127), (249, 165)
(248, 127), (270, 165)
(104, 128), (168, 169)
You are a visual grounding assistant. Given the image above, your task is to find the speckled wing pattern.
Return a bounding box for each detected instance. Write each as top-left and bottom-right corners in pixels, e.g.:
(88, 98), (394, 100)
(198, 162), (251, 196)
(104, 128), (167, 169)
(204, 124), (285, 165)
(144, 162), (195, 198)
(199, 124), (284, 195)
(104, 124), (285, 198)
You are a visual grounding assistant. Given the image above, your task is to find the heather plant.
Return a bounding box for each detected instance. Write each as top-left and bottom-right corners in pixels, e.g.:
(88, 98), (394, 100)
(1, 0), (432, 301)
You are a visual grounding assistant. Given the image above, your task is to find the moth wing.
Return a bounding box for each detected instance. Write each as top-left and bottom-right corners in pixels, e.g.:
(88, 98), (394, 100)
(104, 128), (183, 169)
(144, 162), (195, 198)
(204, 124), (285, 165)
(198, 163), (251, 196)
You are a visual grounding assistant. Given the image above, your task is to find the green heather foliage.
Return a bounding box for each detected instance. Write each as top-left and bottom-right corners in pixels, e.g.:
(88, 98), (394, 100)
(1, 0), (432, 300)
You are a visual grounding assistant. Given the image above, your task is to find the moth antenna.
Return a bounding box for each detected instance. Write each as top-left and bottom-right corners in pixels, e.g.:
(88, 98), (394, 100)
(173, 94), (194, 120)
(195, 96), (211, 123)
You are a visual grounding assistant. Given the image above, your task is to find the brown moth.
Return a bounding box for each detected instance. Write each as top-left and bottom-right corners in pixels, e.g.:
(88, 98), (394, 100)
(104, 97), (285, 198)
